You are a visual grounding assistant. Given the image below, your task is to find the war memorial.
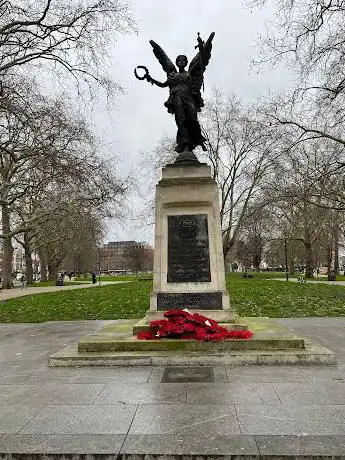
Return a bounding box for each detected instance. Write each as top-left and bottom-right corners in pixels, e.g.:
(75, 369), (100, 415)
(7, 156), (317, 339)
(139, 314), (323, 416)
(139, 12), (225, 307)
(50, 33), (335, 367)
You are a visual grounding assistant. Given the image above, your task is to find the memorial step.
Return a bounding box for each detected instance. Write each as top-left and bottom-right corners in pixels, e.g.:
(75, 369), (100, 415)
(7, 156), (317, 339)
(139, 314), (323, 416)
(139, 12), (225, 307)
(78, 336), (306, 353)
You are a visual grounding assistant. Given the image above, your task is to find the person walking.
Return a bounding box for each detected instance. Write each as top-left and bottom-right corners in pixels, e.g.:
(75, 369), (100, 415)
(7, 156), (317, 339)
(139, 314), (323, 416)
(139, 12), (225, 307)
(20, 273), (27, 289)
(92, 272), (97, 284)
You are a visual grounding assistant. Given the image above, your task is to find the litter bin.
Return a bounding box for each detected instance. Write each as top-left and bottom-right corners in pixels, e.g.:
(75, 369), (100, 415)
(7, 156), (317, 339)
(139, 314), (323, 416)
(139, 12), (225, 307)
(328, 271), (336, 281)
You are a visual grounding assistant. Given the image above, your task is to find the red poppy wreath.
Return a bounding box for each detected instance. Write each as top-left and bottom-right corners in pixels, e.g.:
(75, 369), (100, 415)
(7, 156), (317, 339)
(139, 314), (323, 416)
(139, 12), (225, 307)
(137, 309), (253, 341)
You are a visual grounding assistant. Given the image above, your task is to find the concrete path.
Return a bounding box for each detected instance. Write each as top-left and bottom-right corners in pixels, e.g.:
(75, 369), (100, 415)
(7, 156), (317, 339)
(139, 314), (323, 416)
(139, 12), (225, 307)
(0, 281), (131, 301)
(1, 318), (345, 457)
(273, 277), (345, 286)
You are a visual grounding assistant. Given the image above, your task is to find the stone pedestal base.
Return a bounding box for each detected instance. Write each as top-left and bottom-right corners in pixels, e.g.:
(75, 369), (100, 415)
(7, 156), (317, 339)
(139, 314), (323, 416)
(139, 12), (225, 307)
(150, 162), (233, 319)
(48, 317), (337, 367)
(145, 307), (233, 323)
(149, 289), (232, 322)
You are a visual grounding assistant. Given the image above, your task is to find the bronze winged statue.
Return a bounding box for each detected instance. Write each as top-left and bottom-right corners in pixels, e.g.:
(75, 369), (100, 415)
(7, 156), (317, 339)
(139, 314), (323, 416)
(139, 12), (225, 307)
(135, 32), (215, 157)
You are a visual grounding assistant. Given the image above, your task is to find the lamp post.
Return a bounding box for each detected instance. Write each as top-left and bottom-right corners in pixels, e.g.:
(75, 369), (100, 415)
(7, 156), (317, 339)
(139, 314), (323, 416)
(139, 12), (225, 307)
(284, 237), (288, 282)
(98, 247), (101, 287)
(270, 237), (304, 281)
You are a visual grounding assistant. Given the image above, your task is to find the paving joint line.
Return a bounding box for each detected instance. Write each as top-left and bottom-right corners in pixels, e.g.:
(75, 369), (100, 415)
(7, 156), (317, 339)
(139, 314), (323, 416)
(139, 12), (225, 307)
(17, 404), (47, 435)
(145, 367), (153, 383)
(271, 382), (283, 404)
(91, 384), (107, 404)
(233, 403), (242, 435)
(119, 404), (139, 455)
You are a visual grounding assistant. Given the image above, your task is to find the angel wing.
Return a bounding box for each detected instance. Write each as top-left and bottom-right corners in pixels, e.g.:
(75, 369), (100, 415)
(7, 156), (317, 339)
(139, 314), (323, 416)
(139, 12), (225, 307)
(149, 40), (177, 74)
(189, 32), (215, 111)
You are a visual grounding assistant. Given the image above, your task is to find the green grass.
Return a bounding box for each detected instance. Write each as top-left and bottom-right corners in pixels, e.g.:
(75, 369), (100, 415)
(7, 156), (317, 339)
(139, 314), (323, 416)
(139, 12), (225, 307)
(228, 275), (345, 317)
(0, 282), (150, 323)
(1, 272), (345, 323)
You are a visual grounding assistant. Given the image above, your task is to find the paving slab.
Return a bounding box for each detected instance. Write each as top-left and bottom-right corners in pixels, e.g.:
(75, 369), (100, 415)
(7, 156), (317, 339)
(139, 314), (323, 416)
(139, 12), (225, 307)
(255, 435), (345, 456)
(0, 383), (105, 405)
(300, 365), (345, 381)
(121, 434), (259, 456)
(0, 406), (44, 434)
(62, 367), (153, 384)
(93, 383), (187, 404)
(236, 404), (345, 435)
(274, 381), (345, 404)
(187, 382), (281, 405)
(128, 404), (240, 436)
(226, 371), (308, 383)
(20, 404), (138, 434)
(0, 434), (125, 454)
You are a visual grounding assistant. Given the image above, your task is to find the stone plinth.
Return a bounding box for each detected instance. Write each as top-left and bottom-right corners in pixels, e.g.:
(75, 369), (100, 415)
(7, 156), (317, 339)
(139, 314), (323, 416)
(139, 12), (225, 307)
(48, 318), (337, 367)
(148, 161), (232, 322)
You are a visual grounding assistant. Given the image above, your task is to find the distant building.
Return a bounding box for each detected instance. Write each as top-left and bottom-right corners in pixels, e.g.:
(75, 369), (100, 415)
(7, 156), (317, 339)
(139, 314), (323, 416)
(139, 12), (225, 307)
(12, 245), (25, 272)
(340, 255), (345, 268)
(99, 241), (153, 273)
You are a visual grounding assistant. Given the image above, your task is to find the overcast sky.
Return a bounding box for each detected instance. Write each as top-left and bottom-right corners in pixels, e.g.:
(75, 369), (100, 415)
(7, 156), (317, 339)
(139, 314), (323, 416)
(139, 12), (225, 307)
(92, 0), (292, 245)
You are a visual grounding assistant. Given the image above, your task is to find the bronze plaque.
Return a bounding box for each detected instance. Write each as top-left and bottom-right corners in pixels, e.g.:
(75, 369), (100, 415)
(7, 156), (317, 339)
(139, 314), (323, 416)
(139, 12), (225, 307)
(167, 214), (211, 283)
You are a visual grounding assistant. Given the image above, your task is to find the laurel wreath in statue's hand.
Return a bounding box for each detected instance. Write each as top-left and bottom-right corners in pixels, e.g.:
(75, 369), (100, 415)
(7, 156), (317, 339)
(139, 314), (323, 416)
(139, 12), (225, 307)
(134, 65), (151, 83)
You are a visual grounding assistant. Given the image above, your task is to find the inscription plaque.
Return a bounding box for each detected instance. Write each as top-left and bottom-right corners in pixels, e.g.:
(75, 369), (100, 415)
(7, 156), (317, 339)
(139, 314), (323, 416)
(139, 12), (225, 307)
(157, 292), (223, 310)
(167, 214), (211, 283)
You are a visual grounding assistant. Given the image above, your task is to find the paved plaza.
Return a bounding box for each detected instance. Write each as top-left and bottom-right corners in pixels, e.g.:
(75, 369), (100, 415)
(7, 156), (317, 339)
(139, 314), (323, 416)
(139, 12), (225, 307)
(1, 318), (345, 457)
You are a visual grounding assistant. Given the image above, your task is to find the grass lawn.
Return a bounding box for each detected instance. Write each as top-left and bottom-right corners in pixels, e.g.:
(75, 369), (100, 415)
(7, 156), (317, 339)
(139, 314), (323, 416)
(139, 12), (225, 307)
(0, 272), (345, 322)
(227, 273), (345, 317)
(0, 281), (151, 323)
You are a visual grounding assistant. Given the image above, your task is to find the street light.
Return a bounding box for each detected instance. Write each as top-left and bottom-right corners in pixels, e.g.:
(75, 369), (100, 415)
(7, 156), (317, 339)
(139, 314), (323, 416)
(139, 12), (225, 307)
(284, 237), (288, 282)
(98, 247), (101, 287)
(270, 237), (304, 281)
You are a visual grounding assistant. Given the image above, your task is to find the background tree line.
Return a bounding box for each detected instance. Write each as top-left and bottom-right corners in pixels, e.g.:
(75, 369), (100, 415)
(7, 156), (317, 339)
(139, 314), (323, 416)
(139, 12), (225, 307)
(0, 0), (134, 288)
(144, 0), (345, 278)
(2, 0), (345, 286)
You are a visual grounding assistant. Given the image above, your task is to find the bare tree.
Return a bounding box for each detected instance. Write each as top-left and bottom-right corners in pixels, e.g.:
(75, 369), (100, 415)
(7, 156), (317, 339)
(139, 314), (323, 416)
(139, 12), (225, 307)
(263, 140), (344, 277)
(252, 0), (345, 152)
(200, 91), (278, 258)
(0, 0), (134, 97)
(144, 92), (278, 260)
(124, 242), (152, 274)
(35, 205), (104, 280)
(234, 204), (272, 270)
(0, 80), (126, 287)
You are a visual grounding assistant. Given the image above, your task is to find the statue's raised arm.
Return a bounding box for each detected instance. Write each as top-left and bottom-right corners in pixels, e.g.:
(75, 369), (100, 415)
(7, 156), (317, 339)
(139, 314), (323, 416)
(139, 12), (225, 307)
(189, 32), (215, 112)
(135, 32), (215, 160)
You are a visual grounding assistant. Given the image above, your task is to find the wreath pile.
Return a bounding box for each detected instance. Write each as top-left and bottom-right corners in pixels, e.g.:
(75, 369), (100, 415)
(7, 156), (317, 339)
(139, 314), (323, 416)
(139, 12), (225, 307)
(137, 309), (253, 341)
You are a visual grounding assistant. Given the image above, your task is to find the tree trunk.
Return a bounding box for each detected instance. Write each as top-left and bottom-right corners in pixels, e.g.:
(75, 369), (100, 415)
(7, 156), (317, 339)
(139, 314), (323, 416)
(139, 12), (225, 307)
(38, 248), (47, 281)
(47, 256), (62, 281)
(48, 262), (58, 281)
(222, 230), (234, 260)
(1, 204), (13, 289)
(334, 225), (339, 274)
(24, 233), (33, 284)
(305, 242), (313, 278)
(327, 244), (333, 275)
(252, 254), (261, 271)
